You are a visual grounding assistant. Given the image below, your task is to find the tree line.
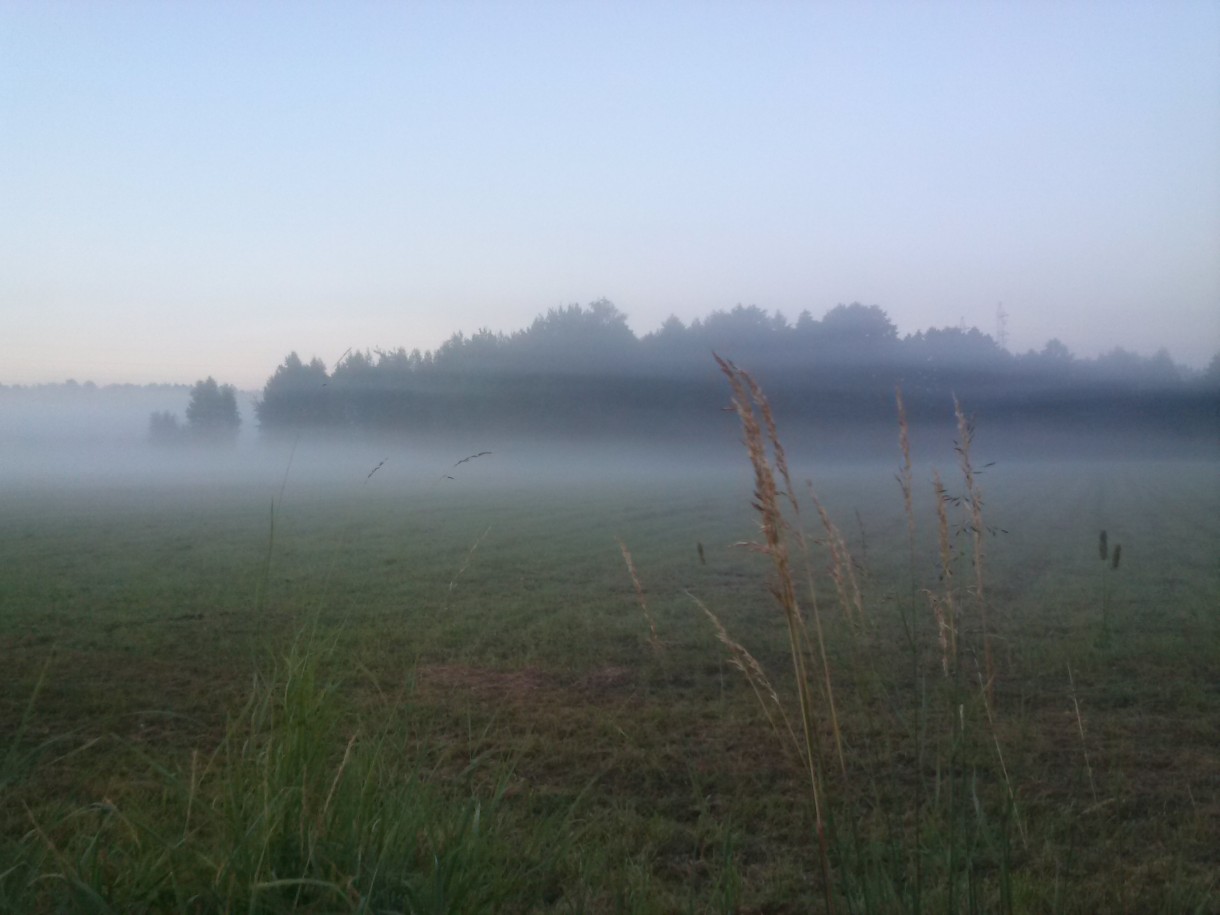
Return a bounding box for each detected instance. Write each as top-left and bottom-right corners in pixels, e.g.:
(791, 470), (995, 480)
(246, 301), (1217, 442)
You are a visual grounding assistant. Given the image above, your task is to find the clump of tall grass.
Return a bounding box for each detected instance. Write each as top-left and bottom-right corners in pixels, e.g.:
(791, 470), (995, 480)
(8, 628), (567, 913)
(709, 354), (842, 907)
(702, 355), (1023, 913)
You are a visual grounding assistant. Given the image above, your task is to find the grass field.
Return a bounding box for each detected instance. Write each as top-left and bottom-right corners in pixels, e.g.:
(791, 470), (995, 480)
(1, 428), (1217, 912)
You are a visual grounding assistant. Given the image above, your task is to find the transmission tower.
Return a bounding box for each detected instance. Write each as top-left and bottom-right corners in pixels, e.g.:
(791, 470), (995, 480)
(995, 302), (1010, 350)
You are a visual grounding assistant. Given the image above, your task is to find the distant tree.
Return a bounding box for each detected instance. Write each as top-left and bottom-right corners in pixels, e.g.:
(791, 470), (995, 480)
(255, 353), (332, 432)
(148, 410), (185, 446)
(902, 326), (1006, 368)
(1083, 347), (1186, 389)
(1143, 348), (1182, 385)
(640, 314), (698, 371)
(1091, 347), (1141, 378)
(655, 314), (687, 339)
(698, 305), (785, 341)
(373, 346), (431, 382)
(1202, 352), (1220, 390)
(1039, 338), (1074, 365)
(430, 328), (509, 373)
(512, 299), (637, 371)
(685, 305), (792, 369)
(1011, 338), (1077, 382)
(185, 377), (241, 443)
(813, 303), (899, 361)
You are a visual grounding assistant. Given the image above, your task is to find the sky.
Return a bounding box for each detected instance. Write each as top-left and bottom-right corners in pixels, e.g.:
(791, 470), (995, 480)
(3, 1), (1218, 390)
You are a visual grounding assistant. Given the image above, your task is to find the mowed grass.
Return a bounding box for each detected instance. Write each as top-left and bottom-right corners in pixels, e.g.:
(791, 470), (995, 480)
(1, 449), (1217, 912)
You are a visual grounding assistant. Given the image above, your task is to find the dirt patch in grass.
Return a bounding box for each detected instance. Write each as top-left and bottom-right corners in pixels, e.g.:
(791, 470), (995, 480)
(417, 663), (557, 698)
(415, 663), (637, 702)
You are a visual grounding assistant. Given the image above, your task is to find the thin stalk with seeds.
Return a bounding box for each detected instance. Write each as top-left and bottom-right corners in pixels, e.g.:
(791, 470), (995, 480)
(618, 538), (661, 650)
(810, 490), (866, 628)
(932, 470), (959, 674)
(444, 523), (494, 609)
(687, 591), (798, 754)
(954, 396), (992, 701)
(1067, 664), (1098, 805)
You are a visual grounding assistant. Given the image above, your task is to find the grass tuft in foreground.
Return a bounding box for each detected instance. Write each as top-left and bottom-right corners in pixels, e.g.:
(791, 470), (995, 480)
(4, 627), (571, 913)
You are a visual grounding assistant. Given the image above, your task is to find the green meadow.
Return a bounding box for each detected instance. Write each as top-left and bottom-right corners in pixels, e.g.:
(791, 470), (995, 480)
(1, 435), (1217, 912)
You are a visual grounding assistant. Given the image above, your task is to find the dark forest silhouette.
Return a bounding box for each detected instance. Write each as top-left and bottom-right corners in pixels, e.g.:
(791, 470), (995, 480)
(252, 301), (1218, 451)
(6, 302), (1211, 456)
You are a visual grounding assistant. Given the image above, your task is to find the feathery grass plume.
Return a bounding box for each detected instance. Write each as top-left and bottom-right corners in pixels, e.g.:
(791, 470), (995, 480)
(445, 524), (494, 609)
(618, 539), (661, 650)
(954, 396), (992, 700)
(687, 592), (796, 749)
(809, 490), (866, 628)
(735, 363), (800, 519)
(713, 354), (835, 910)
(925, 593), (952, 678)
(735, 362), (845, 775)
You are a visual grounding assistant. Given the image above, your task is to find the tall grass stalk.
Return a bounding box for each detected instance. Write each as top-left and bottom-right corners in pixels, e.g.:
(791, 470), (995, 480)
(714, 354), (836, 912)
(739, 366), (847, 776)
(445, 522), (494, 610)
(1066, 664), (1098, 805)
(954, 397), (993, 703)
(618, 538), (662, 650)
(930, 471), (959, 675)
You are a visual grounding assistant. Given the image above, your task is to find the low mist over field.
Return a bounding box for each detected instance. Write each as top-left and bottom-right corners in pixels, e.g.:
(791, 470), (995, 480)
(2, 315), (1217, 912)
(2, 300), (1216, 494)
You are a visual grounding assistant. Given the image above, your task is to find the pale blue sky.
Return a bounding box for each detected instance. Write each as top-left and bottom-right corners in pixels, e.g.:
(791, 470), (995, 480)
(3, 1), (1218, 388)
